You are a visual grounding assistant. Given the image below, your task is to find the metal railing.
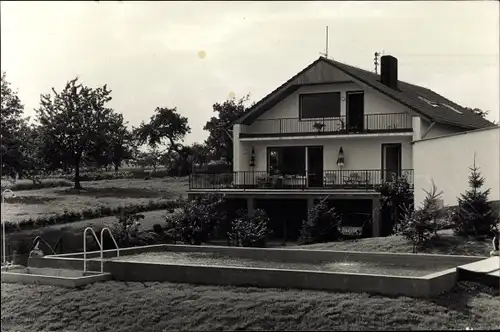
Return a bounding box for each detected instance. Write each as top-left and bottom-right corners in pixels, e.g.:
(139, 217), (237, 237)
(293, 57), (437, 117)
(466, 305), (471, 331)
(83, 226), (120, 274)
(100, 227), (120, 273)
(243, 113), (412, 136)
(189, 169), (414, 190)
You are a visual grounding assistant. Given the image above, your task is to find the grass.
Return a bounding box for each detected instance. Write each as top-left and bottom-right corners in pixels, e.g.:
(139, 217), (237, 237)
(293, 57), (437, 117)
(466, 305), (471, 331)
(1, 280), (499, 331)
(2, 177), (188, 223)
(296, 230), (492, 257)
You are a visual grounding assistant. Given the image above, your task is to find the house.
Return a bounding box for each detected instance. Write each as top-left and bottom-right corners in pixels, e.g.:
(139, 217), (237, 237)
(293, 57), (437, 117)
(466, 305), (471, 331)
(189, 55), (495, 240)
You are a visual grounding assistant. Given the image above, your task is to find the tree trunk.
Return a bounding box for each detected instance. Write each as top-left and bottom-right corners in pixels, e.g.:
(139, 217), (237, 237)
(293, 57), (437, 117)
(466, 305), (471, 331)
(114, 163), (119, 173)
(74, 161), (82, 189)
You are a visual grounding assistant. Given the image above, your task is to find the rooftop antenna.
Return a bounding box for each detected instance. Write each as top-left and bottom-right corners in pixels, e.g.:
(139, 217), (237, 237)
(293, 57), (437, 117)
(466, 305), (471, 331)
(319, 26), (329, 58)
(374, 52), (380, 74)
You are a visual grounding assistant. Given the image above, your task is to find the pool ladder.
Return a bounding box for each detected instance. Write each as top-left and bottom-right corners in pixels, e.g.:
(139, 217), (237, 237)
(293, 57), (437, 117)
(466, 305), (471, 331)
(83, 227), (120, 274)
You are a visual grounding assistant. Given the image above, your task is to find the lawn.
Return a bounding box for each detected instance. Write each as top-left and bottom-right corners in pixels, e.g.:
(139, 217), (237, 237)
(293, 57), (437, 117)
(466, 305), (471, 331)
(1, 280), (499, 331)
(297, 229), (493, 257)
(2, 177), (188, 223)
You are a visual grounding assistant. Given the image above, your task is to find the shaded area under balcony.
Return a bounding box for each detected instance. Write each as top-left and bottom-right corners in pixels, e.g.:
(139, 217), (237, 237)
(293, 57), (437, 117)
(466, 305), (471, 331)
(240, 113), (413, 138)
(189, 169), (414, 191)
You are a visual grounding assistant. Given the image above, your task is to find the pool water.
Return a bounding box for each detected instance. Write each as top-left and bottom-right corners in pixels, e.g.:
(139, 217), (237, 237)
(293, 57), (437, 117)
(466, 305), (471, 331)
(113, 252), (453, 277)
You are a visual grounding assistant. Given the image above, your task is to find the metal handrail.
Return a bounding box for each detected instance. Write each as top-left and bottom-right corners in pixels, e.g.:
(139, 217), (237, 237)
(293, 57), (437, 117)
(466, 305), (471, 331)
(100, 227), (120, 273)
(31, 236), (57, 256)
(83, 227), (102, 273)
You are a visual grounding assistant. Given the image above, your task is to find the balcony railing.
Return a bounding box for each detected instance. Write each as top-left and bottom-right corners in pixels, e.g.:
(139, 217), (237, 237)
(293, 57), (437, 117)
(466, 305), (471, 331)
(241, 113), (412, 136)
(189, 169), (414, 190)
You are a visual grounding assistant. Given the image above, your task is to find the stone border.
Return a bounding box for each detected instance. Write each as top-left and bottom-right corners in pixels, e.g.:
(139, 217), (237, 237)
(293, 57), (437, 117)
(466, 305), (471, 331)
(1, 266), (111, 288)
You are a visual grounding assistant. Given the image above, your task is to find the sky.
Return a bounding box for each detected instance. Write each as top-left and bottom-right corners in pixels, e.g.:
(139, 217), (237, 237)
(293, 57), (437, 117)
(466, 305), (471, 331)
(1, 1), (499, 145)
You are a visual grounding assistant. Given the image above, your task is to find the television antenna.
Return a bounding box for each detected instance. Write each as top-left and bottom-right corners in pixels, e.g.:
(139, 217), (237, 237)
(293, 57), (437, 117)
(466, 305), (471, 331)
(374, 52), (380, 74)
(319, 26), (329, 59)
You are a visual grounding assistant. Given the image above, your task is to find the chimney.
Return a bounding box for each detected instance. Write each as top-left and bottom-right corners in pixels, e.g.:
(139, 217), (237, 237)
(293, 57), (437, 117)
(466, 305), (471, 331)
(380, 55), (398, 89)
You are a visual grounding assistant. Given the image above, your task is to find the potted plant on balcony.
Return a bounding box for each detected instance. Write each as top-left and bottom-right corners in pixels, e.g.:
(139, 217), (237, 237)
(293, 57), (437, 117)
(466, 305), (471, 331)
(313, 122), (326, 133)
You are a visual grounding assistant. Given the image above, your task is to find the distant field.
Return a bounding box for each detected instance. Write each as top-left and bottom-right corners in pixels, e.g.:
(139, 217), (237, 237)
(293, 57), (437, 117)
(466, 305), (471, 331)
(2, 177), (189, 223)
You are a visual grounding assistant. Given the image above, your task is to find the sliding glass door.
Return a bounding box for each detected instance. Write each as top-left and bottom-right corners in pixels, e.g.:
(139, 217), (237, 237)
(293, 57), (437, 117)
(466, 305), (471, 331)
(267, 146), (324, 188)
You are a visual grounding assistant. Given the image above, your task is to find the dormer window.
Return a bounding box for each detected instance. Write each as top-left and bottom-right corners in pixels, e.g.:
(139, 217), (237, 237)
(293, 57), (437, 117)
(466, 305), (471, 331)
(441, 103), (463, 114)
(418, 96), (439, 107)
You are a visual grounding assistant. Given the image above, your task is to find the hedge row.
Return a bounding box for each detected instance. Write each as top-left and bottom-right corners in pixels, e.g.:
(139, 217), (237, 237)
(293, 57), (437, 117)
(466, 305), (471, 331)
(4, 199), (185, 233)
(59, 171), (135, 182)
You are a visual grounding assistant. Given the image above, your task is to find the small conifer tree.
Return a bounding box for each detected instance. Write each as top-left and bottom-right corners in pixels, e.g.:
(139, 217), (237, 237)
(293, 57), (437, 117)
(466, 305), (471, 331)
(452, 158), (499, 237)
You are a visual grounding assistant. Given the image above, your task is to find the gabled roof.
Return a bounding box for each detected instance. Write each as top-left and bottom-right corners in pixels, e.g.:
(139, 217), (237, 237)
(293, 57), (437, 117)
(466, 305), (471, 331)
(234, 57), (495, 129)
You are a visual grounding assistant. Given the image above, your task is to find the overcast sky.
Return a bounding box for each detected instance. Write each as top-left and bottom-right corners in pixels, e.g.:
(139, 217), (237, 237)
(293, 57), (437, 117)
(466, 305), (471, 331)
(1, 1), (499, 144)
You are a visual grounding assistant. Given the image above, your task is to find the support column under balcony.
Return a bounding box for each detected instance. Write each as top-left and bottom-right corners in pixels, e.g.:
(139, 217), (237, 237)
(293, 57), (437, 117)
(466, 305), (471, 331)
(372, 196), (381, 237)
(307, 197), (315, 221)
(247, 197), (255, 214)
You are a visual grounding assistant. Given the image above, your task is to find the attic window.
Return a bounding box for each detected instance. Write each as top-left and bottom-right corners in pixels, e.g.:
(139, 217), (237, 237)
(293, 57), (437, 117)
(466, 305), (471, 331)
(418, 96), (439, 108)
(441, 103), (463, 114)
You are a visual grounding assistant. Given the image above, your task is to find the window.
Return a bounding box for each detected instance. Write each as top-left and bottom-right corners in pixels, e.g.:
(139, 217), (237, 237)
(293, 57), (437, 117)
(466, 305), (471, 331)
(300, 92), (341, 119)
(268, 147), (305, 175)
(418, 96), (439, 107)
(442, 103), (463, 114)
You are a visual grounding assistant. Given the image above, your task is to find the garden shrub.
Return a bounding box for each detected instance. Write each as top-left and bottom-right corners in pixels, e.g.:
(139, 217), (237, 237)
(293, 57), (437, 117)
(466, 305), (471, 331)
(376, 174), (414, 236)
(452, 161), (499, 238)
(298, 200), (342, 245)
(228, 209), (272, 247)
(106, 209), (158, 248)
(164, 193), (227, 245)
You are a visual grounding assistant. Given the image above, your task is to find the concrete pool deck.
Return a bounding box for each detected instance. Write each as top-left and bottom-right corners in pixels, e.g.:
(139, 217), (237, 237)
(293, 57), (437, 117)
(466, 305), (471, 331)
(457, 256), (500, 289)
(1, 266), (111, 287)
(25, 244), (486, 298)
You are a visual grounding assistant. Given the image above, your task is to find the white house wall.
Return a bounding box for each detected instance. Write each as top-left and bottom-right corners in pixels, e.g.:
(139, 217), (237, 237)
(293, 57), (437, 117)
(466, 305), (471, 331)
(238, 136), (413, 173)
(421, 121), (467, 139)
(413, 126), (500, 208)
(254, 82), (414, 122)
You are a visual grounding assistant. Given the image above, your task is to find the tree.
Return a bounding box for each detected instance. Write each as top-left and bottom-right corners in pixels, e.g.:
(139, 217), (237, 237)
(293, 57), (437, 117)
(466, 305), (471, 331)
(134, 107), (190, 177)
(1, 72), (27, 177)
(203, 94), (251, 164)
(36, 77), (118, 189)
(189, 143), (211, 167)
(90, 113), (133, 172)
(396, 182), (449, 252)
(135, 148), (163, 174)
(135, 107), (190, 153)
(16, 122), (48, 183)
(452, 159), (499, 238)
(465, 107), (489, 119)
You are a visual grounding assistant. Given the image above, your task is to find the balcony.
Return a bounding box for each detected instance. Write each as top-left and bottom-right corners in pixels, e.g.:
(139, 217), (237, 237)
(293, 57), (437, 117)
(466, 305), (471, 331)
(240, 113), (413, 138)
(189, 169), (414, 191)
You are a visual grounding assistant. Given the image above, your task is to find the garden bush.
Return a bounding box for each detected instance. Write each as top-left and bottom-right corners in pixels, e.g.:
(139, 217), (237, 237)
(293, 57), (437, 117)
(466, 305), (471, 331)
(228, 209), (272, 247)
(106, 209), (158, 248)
(164, 193), (227, 245)
(376, 174), (414, 236)
(451, 161), (499, 238)
(4, 198), (185, 233)
(298, 200), (342, 245)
